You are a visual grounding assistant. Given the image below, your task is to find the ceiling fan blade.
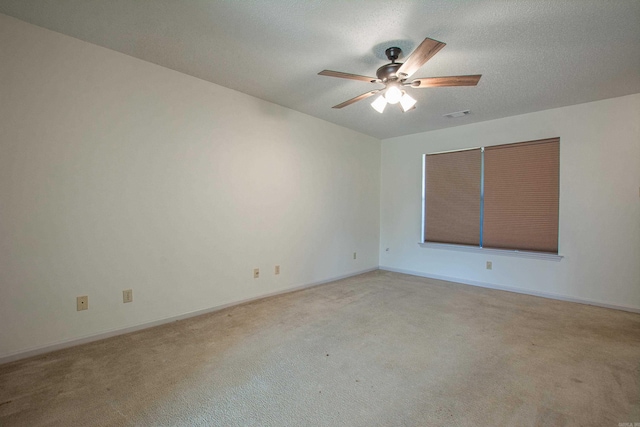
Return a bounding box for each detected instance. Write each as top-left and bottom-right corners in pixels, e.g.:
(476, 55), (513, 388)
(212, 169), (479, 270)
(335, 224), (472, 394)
(319, 70), (377, 83)
(396, 38), (446, 78)
(332, 90), (381, 109)
(410, 75), (482, 88)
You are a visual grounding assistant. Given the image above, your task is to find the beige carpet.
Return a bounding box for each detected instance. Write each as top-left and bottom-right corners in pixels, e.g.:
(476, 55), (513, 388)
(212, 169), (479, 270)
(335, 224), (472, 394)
(1, 270), (639, 426)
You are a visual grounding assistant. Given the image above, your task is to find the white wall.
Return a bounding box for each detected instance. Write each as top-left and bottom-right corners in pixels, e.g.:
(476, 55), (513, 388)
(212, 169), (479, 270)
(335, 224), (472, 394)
(0, 14), (381, 360)
(380, 93), (640, 311)
(2, 12), (638, 363)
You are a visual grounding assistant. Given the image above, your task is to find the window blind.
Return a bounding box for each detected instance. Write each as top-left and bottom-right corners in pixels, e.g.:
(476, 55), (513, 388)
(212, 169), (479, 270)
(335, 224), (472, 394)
(425, 148), (481, 245)
(482, 138), (559, 253)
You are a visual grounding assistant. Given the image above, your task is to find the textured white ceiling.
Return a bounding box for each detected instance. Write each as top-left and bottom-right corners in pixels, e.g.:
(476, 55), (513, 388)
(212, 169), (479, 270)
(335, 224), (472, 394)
(1, 0), (639, 139)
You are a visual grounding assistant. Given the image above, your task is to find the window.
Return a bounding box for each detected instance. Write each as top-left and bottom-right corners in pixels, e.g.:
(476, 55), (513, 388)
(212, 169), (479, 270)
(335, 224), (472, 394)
(422, 138), (559, 254)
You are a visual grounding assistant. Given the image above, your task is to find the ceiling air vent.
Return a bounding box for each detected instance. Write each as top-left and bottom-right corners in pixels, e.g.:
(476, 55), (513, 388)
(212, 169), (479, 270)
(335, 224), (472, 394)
(443, 110), (470, 118)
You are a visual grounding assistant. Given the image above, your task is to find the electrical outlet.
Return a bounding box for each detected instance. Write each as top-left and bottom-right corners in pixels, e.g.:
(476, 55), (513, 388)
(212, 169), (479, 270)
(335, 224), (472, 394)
(77, 296), (88, 311)
(486, 261), (493, 270)
(253, 268), (259, 279)
(353, 252), (357, 260)
(123, 289), (133, 303)
(274, 265), (280, 275)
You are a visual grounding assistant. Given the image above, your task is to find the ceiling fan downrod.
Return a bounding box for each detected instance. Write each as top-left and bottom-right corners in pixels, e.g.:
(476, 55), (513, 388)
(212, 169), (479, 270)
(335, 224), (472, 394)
(385, 47), (402, 63)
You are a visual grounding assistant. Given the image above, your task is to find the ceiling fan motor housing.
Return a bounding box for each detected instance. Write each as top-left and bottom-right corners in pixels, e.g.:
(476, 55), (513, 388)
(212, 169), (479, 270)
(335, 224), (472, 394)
(376, 62), (402, 82)
(377, 47), (404, 82)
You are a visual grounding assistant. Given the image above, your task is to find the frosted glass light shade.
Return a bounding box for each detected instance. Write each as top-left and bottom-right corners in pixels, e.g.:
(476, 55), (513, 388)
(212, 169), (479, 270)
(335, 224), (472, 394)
(400, 92), (417, 112)
(384, 86), (402, 104)
(371, 95), (387, 113)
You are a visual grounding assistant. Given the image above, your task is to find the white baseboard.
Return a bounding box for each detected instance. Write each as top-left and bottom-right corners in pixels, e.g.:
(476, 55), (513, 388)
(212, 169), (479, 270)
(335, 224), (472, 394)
(379, 266), (640, 314)
(5, 265), (636, 365)
(0, 267), (378, 365)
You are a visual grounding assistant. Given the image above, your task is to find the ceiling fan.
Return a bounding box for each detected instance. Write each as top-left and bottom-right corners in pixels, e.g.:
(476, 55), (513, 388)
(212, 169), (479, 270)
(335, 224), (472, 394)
(319, 37), (481, 113)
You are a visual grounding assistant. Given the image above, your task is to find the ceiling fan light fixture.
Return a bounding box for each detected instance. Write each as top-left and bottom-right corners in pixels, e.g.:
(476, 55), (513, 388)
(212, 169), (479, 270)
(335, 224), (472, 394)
(371, 95), (388, 113)
(319, 37), (481, 113)
(400, 92), (417, 112)
(384, 85), (403, 104)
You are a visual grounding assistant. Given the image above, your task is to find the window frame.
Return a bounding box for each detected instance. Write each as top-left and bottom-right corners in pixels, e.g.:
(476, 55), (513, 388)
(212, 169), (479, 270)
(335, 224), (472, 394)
(420, 140), (563, 261)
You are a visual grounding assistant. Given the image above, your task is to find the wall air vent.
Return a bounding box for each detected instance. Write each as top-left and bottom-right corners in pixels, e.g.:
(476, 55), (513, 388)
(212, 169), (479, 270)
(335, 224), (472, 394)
(443, 110), (470, 118)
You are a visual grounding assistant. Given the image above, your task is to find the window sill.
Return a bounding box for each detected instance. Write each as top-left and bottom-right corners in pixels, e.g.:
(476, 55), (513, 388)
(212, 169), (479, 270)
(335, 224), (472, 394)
(418, 242), (563, 261)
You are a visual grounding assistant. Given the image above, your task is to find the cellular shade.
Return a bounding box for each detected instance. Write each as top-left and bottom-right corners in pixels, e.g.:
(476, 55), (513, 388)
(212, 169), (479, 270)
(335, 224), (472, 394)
(425, 148), (481, 245)
(483, 138), (559, 253)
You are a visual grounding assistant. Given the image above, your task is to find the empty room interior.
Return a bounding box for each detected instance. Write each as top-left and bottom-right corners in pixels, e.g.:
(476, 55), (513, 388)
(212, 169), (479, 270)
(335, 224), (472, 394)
(1, 1), (639, 426)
